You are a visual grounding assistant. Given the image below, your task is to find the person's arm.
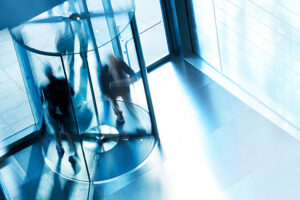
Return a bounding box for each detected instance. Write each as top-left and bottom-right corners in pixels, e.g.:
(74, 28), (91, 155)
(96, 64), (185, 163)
(40, 87), (46, 104)
(62, 79), (75, 96)
(109, 61), (138, 88)
(69, 85), (75, 96)
(120, 60), (136, 77)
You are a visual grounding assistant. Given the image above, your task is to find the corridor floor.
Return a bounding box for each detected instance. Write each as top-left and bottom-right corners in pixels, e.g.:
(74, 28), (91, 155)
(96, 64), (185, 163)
(2, 59), (300, 200)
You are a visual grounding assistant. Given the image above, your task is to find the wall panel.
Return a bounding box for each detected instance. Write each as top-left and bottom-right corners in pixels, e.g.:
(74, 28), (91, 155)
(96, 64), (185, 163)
(188, 0), (300, 130)
(186, 0), (221, 70)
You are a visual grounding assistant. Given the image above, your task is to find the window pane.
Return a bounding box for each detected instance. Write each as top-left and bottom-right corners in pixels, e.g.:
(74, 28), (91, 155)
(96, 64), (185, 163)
(135, 0), (169, 66)
(188, 0), (300, 132)
(186, 0), (221, 71)
(119, 25), (140, 72)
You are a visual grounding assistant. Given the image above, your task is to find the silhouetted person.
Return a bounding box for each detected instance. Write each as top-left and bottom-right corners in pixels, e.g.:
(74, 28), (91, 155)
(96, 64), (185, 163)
(41, 65), (80, 173)
(55, 18), (88, 93)
(56, 26), (75, 89)
(100, 55), (137, 124)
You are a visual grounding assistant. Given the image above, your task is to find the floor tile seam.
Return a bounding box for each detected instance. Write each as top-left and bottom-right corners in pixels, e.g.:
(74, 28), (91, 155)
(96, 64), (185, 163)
(0, 57), (18, 67)
(192, 81), (249, 109)
(175, 70), (213, 91)
(0, 96), (29, 111)
(181, 80), (214, 99)
(205, 105), (276, 140)
(0, 85), (27, 101)
(0, 126), (14, 140)
(174, 81), (234, 111)
(104, 162), (166, 198)
(197, 72), (300, 139)
(1, 115), (33, 131)
(0, 82), (21, 94)
(160, 84), (216, 111)
(0, 49), (16, 58)
(151, 60), (294, 193)
(0, 101), (33, 119)
(0, 133), (15, 143)
(198, 111), (297, 191)
(199, 106), (251, 142)
(0, 99), (28, 113)
(0, 123), (14, 132)
(186, 56), (300, 136)
(202, 119), (298, 182)
(7, 114), (35, 130)
(222, 142), (300, 192)
(3, 125), (35, 143)
(3, 68), (27, 91)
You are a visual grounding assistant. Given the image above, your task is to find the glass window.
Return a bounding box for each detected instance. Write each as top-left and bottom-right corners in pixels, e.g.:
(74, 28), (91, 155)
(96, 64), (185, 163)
(187, 0), (300, 132)
(134, 0), (169, 66)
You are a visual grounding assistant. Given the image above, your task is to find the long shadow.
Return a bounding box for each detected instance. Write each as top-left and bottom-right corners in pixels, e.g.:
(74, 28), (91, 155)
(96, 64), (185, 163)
(17, 139), (49, 200)
(0, 160), (8, 200)
(47, 156), (90, 200)
(48, 158), (65, 199)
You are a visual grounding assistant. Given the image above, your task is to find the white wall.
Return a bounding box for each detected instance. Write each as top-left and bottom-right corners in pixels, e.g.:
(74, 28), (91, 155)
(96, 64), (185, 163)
(187, 0), (300, 131)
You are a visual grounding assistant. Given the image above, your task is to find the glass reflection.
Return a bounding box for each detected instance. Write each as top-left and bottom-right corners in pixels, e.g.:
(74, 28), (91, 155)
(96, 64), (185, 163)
(10, 0), (134, 55)
(10, 0), (158, 185)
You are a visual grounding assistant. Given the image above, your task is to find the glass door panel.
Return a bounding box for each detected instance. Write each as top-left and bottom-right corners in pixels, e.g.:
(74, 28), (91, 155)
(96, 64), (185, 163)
(84, 46), (155, 183)
(26, 52), (90, 182)
(9, 0), (159, 187)
(134, 0), (169, 66)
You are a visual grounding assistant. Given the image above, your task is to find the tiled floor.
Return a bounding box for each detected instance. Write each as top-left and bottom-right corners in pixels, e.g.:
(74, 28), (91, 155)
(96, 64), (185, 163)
(0, 29), (34, 143)
(105, 59), (300, 200)
(1, 59), (300, 199)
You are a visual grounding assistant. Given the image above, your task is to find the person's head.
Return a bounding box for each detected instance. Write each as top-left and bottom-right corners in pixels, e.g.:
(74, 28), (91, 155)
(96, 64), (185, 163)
(44, 64), (54, 80)
(108, 54), (119, 68)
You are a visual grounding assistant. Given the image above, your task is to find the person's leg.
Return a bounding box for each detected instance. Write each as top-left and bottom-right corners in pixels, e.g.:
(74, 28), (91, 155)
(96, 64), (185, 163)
(111, 97), (122, 115)
(122, 91), (132, 103)
(122, 92), (136, 117)
(62, 113), (82, 173)
(64, 123), (81, 174)
(121, 92), (144, 132)
(54, 119), (63, 149)
(65, 132), (77, 154)
(102, 96), (112, 124)
(63, 115), (78, 157)
(47, 113), (65, 155)
(109, 95), (125, 123)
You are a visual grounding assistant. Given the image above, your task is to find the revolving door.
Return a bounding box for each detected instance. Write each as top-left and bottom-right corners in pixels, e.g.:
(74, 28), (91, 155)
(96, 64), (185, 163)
(10, 0), (159, 183)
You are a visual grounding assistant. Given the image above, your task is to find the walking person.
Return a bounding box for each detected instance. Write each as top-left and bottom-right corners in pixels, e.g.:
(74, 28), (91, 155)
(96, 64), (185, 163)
(41, 64), (81, 173)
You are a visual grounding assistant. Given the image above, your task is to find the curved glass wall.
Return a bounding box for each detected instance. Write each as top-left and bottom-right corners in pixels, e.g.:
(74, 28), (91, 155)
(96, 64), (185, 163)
(11, 0), (134, 55)
(10, 0), (158, 183)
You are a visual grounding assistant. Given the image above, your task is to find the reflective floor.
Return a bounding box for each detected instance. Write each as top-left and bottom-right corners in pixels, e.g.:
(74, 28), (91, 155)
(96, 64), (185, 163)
(2, 59), (300, 199)
(42, 99), (154, 182)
